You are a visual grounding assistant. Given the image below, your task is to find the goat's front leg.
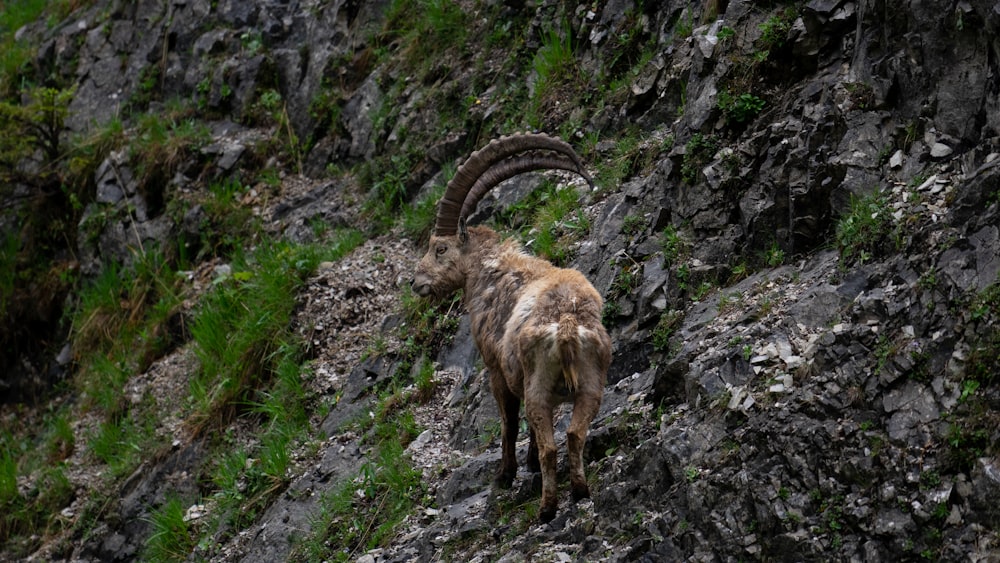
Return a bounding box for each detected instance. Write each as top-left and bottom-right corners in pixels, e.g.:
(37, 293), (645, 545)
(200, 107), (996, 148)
(491, 370), (520, 489)
(525, 397), (558, 522)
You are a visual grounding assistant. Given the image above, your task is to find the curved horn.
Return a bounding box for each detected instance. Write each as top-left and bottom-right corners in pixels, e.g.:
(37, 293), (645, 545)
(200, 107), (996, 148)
(460, 154), (594, 219)
(435, 133), (592, 236)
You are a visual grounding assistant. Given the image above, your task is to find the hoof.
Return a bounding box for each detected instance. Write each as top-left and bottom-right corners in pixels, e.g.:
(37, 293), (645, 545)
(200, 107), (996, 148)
(571, 481), (590, 501)
(539, 504), (557, 523)
(494, 472), (515, 490)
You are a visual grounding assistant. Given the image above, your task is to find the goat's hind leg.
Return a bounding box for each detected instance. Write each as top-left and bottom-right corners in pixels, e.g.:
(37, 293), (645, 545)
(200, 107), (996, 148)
(525, 397), (558, 522)
(567, 390), (601, 501)
(526, 426), (540, 472)
(491, 371), (520, 489)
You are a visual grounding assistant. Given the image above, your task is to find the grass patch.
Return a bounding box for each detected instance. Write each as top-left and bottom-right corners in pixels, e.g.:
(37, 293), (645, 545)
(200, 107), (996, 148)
(660, 224), (689, 268)
(379, 0), (468, 76)
(0, 432), (76, 556)
(528, 23), (582, 128)
(143, 496), (196, 563)
(131, 107), (212, 206)
(293, 428), (425, 562)
(362, 152), (417, 233)
(490, 178), (590, 266)
(188, 232), (362, 431)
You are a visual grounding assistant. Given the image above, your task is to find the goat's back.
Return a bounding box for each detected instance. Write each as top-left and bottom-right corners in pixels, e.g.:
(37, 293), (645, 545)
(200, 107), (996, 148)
(501, 268), (610, 398)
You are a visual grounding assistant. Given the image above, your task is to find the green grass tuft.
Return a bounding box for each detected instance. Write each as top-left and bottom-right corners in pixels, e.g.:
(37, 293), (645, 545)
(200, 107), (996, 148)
(143, 496), (196, 563)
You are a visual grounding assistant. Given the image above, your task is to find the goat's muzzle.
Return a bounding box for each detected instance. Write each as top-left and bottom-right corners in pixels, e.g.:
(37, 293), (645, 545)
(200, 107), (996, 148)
(410, 276), (433, 298)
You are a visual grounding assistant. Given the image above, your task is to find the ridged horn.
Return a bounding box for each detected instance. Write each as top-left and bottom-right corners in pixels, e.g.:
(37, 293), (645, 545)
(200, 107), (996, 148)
(434, 133), (593, 236)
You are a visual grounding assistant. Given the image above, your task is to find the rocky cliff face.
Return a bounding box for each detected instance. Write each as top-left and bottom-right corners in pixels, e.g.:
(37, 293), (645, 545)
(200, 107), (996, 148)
(2, 0), (999, 561)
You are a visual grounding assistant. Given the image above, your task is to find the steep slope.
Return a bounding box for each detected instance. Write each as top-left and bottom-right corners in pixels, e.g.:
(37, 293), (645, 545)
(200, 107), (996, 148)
(1, 0), (999, 561)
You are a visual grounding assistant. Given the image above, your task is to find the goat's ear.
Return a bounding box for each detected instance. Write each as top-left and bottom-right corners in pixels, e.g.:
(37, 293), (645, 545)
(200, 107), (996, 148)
(458, 218), (469, 246)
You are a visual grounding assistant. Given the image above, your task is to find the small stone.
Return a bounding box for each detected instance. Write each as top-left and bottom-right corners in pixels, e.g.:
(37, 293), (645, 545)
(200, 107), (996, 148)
(946, 504), (962, 526)
(930, 142), (953, 158)
(889, 150), (904, 168)
(916, 174), (938, 191)
(785, 356), (804, 369)
(183, 504), (207, 522)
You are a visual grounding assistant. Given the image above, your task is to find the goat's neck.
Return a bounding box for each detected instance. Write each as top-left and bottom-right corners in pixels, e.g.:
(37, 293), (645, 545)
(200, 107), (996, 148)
(461, 227), (551, 304)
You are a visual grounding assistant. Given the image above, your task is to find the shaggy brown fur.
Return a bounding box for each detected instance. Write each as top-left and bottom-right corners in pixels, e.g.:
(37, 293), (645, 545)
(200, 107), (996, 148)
(413, 223), (611, 522)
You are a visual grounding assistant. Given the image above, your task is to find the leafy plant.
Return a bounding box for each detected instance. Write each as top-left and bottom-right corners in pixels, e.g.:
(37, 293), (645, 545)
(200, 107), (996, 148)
(660, 224), (689, 268)
(652, 310), (684, 352)
(681, 133), (718, 185)
(835, 189), (897, 266)
(758, 11), (794, 51)
(764, 241), (785, 267)
(621, 213), (646, 237)
(717, 89), (766, 123)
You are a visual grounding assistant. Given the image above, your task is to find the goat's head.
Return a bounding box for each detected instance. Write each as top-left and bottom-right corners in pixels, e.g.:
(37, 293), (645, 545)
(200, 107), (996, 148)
(412, 220), (470, 299)
(411, 133), (594, 298)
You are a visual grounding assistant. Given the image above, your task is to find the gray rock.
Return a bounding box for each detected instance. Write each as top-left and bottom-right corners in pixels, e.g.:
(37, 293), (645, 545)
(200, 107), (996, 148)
(931, 142), (954, 159)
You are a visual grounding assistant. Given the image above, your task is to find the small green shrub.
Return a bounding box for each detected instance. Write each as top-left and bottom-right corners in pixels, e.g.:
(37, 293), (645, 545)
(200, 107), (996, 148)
(652, 310), (684, 352)
(717, 90), (766, 123)
(835, 189), (896, 266)
(681, 133), (718, 185)
(764, 241), (785, 267)
(621, 214), (646, 237)
(660, 224), (689, 268)
(758, 11), (794, 50)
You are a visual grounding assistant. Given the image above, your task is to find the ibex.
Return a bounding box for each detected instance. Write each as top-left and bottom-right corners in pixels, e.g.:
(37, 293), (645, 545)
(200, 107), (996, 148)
(411, 133), (611, 522)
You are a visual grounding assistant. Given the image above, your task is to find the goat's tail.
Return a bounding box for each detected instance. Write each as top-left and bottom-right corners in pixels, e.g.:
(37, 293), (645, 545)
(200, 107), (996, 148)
(556, 314), (580, 392)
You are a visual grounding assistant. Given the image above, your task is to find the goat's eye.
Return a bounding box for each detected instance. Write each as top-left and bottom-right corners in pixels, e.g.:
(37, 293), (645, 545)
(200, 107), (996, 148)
(435, 244), (447, 256)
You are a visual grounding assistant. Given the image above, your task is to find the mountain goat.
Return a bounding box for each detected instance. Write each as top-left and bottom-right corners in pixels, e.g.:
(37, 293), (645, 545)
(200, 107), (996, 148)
(411, 133), (611, 522)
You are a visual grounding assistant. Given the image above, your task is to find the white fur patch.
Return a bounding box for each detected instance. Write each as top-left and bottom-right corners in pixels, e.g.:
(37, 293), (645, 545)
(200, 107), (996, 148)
(482, 258), (500, 270)
(510, 295), (535, 329)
